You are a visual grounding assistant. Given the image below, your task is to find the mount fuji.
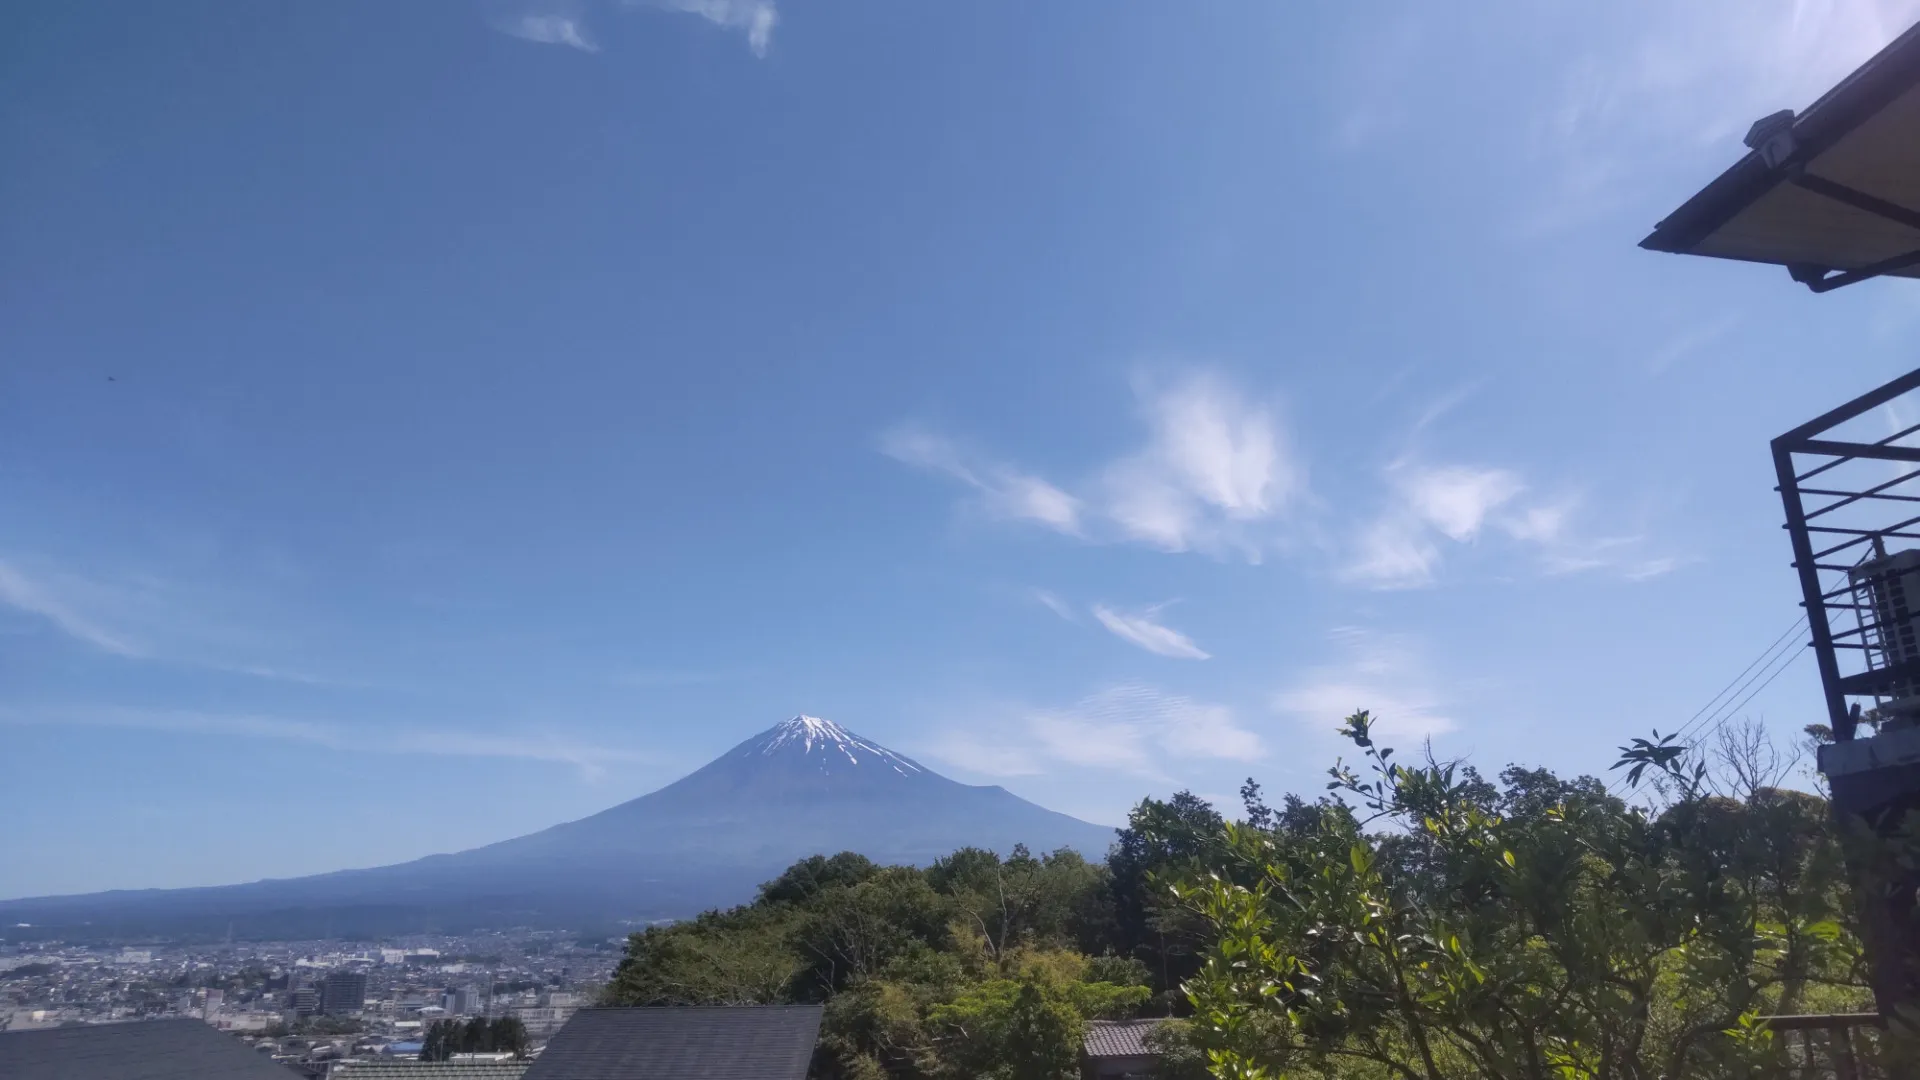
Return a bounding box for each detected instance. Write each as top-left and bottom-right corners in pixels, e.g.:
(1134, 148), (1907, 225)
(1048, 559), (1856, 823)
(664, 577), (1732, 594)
(0, 717), (1116, 940)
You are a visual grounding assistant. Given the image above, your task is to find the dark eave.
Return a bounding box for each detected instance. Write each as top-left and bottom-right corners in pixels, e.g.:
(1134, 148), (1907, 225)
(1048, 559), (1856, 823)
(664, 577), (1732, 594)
(1640, 20), (1920, 289)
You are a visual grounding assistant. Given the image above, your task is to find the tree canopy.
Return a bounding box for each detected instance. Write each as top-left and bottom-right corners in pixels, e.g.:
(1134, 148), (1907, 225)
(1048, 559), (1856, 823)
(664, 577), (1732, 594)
(1173, 712), (1893, 1079)
(605, 713), (1900, 1079)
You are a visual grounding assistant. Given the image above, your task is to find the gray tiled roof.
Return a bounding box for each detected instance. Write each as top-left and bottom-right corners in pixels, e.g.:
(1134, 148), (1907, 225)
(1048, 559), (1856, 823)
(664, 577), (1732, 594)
(1082, 1019), (1164, 1058)
(0, 1019), (303, 1080)
(332, 1061), (529, 1080)
(521, 1007), (821, 1080)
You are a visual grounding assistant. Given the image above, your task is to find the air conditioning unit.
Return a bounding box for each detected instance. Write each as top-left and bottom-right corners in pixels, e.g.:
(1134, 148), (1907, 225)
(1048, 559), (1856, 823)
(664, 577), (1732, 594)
(1850, 548), (1920, 721)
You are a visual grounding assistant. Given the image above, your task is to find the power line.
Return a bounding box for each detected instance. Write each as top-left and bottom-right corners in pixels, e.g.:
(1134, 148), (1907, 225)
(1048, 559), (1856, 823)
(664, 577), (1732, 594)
(1669, 638), (1807, 776)
(1668, 614), (1807, 750)
(1607, 614), (1805, 798)
(1704, 646), (1806, 738)
(1673, 623), (1806, 748)
(1607, 575), (1842, 799)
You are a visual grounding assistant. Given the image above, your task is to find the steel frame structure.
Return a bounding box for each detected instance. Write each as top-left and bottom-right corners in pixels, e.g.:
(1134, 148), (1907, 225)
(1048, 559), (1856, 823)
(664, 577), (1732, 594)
(1775, 367), (1920, 743)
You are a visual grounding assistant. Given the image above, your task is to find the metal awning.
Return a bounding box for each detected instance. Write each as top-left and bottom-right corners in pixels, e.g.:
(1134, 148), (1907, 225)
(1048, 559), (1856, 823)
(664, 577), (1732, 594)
(1640, 20), (1920, 292)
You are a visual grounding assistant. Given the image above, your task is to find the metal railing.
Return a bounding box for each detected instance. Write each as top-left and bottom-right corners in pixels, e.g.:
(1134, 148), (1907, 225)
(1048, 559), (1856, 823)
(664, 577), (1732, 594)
(1757, 1013), (1885, 1079)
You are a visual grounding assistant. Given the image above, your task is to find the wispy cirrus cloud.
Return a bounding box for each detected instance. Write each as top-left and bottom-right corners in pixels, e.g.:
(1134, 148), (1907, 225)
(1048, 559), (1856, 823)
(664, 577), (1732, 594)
(1100, 374), (1301, 559)
(1344, 464), (1523, 588)
(642, 0), (778, 58)
(926, 684), (1262, 781)
(1091, 604), (1210, 660)
(1402, 465), (1524, 542)
(880, 428), (1084, 535)
(0, 705), (654, 781)
(0, 558), (141, 656)
(490, 11), (600, 52)
(489, 0), (779, 58)
(1344, 464), (1678, 589)
(884, 371), (1301, 562)
(0, 555), (345, 685)
(886, 370), (1672, 586)
(1493, 496), (1684, 582)
(1032, 589), (1079, 623)
(1273, 627), (1456, 741)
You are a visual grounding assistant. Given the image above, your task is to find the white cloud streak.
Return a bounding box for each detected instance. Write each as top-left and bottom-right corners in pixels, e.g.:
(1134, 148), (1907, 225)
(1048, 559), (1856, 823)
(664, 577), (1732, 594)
(492, 0), (779, 58)
(1345, 517), (1441, 590)
(1344, 465), (1522, 588)
(637, 0), (777, 57)
(1102, 374), (1301, 558)
(880, 429), (1083, 535)
(0, 706), (654, 781)
(927, 685), (1262, 781)
(883, 372), (1671, 586)
(884, 372), (1301, 562)
(1401, 466), (1523, 543)
(0, 558), (142, 656)
(491, 12), (600, 52)
(1033, 589), (1079, 623)
(1091, 605), (1210, 660)
(0, 556), (350, 683)
(1497, 499), (1683, 582)
(1273, 628), (1456, 741)
(1344, 464), (1675, 587)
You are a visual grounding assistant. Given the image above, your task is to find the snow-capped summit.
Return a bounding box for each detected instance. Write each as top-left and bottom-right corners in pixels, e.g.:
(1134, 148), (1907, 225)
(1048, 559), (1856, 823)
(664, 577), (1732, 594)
(741, 715), (925, 776)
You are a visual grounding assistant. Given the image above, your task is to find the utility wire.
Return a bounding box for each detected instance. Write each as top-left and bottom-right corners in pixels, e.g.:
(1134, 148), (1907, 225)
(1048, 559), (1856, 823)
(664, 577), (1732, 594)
(1703, 646), (1807, 739)
(1607, 569), (1845, 799)
(1670, 622), (1806, 749)
(1606, 613), (1805, 798)
(1666, 615), (1807, 750)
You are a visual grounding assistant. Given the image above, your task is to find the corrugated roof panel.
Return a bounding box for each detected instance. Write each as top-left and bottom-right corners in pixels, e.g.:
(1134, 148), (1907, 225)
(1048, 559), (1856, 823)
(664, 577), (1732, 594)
(0, 1020), (303, 1080)
(520, 1007), (821, 1080)
(1082, 1019), (1163, 1059)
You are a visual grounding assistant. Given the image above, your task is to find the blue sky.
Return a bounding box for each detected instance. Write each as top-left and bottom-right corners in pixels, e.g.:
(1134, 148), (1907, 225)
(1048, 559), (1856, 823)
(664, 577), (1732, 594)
(6, 0), (1920, 899)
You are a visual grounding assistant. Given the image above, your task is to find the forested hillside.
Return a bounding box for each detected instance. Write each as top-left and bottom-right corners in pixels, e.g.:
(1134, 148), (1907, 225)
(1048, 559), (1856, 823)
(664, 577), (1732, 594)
(605, 714), (1889, 1079)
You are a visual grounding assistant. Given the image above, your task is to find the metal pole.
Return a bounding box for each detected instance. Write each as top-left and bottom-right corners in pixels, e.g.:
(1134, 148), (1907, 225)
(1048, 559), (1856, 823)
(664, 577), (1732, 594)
(1775, 439), (1852, 737)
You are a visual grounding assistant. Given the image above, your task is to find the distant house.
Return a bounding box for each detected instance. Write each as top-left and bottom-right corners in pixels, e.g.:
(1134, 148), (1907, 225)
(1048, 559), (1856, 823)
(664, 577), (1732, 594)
(522, 1006), (822, 1080)
(0, 1018), (303, 1080)
(1082, 1019), (1164, 1080)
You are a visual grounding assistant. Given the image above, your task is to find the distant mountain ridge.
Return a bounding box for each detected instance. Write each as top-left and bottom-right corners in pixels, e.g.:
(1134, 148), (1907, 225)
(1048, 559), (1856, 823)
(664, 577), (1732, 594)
(0, 716), (1115, 942)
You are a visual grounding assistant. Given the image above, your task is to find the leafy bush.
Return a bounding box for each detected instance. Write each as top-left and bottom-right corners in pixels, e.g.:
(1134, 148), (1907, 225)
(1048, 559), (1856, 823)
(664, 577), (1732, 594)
(1174, 711), (1882, 1079)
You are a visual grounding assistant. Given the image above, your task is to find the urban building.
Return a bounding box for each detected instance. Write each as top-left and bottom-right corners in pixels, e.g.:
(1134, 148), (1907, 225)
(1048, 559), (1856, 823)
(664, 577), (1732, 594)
(445, 986), (482, 1016)
(288, 986), (321, 1017)
(322, 970), (369, 1015)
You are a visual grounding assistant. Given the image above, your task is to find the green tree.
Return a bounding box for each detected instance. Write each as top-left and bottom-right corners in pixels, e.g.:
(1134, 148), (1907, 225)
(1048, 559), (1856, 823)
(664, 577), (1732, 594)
(790, 867), (953, 998)
(606, 905), (802, 1005)
(762, 852), (882, 907)
(420, 1019), (456, 1062)
(1005, 981), (1079, 1080)
(1174, 710), (1875, 1080)
(928, 846), (1113, 961)
(489, 1016), (529, 1058)
(1107, 791), (1225, 1005)
(462, 1016), (491, 1054)
(925, 950), (1147, 1080)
